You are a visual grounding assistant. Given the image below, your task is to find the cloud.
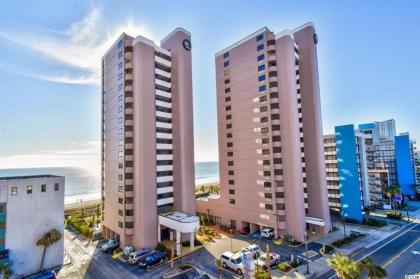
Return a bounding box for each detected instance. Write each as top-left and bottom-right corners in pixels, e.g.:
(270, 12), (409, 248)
(0, 141), (101, 174)
(0, 7), (153, 84)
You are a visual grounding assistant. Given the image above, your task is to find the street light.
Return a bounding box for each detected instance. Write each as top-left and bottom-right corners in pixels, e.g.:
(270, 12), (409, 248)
(303, 231), (310, 275)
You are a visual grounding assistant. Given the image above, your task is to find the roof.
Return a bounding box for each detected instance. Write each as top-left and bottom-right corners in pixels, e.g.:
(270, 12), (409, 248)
(159, 210), (199, 223)
(0, 174), (61, 181)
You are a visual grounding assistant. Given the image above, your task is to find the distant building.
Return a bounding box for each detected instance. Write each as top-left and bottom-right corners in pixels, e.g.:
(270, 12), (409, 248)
(415, 151), (420, 185)
(0, 175), (64, 277)
(101, 28), (199, 255)
(197, 23), (331, 242)
(323, 125), (369, 223)
(395, 133), (416, 197)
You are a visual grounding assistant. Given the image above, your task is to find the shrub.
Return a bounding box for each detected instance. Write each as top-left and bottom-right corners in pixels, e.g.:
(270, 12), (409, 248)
(321, 244), (334, 255)
(219, 224), (232, 233)
(363, 218), (387, 227)
(386, 212), (403, 219)
(181, 238), (203, 247)
(254, 268), (270, 278)
(331, 233), (364, 248)
(278, 262), (292, 272)
(155, 242), (170, 255)
(290, 259), (300, 268)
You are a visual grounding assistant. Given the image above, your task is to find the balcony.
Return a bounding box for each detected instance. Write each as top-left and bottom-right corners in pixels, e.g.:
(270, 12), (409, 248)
(125, 167), (133, 173)
(155, 89), (171, 99)
(125, 63), (133, 70)
(125, 215), (134, 222)
(125, 155), (134, 161)
(157, 197), (174, 206)
(269, 66), (277, 72)
(157, 165), (173, 172)
(155, 79), (171, 89)
(157, 154), (173, 160)
(125, 73), (133, 81)
(125, 97), (133, 103)
(276, 198), (285, 204)
(276, 210), (286, 215)
(156, 100), (172, 108)
(125, 108), (133, 115)
(125, 143), (134, 149)
(125, 131), (134, 137)
(125, 85), (133, 92)
(157, 175), (173, 183)
(268, 45), (276, 52)
(269, 76), (278, 83)
(156, 143), (173, 150)
(156, 110), (172, 119)
(125, 179), (134, 185)
(125, 120), (134, 126)
(156, 121), (172, 129)
(125, 203), (134, 210)
(268, 55), (276, 62)
(125, 52), (133, 60)
(156, 132), (172, 139)
(155, 68), (171, 79)
(155, 56), (171, 68)
(125, 191), (134, 198)
(157, 186), (174, 195)
(270, 87), (278, 92)
(125, 228), (134, 235)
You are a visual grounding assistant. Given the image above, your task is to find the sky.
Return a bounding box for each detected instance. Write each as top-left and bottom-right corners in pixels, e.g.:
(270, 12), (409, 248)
(0, 0), (419, 173)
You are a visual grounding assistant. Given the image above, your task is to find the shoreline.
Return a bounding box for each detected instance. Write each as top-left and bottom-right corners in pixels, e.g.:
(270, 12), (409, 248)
(64, 180), (220, 208)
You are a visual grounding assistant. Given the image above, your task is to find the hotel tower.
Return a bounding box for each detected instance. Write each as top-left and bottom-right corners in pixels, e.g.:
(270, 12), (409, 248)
(197, 23), (331, 241)
(101, 28), (198, 249)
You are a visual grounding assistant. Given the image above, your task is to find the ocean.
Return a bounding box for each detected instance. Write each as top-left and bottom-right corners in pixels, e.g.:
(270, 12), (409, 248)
(0, 161), (219, 204)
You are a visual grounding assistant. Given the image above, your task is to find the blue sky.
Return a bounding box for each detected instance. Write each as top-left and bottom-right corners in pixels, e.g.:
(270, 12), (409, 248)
(0, 0), (419, 171)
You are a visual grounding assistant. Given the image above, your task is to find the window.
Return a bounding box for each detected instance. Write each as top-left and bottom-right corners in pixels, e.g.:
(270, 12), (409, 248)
(271, 103), (279, 109)
(224, 61), (229, 67)
(257, 54), (265, 61)
(260, 96), (267, 103)
(224, 70), (230, 76)
(259, 85), (266, 92)
(225, 96), (231, 102)
(226, 114), (232, 120)
(228, 180), (235, 185)
(118, 95), (124, 102)
(118, 51), (123, 59)
(227, 142), (233, 147)
(228, 161), (234, 166)
(41, 184), (46, 192)
(54, 183), (59, 191)
(258, 64), (266, 72)
(118, 72), (123, 80)
(224, 79), (230, 84)
(265, 204), (273, 210)
(227, 133), (232, 138)
(118, 138), (124, 146)
(260, 106), (267, 113)
(225, 88), (231, 94)
(226, 106), (231, 111)
(118, 117), (124, 124)
(118, 174), (124, 181)
(11, 186), (17, 196)
(262, 149), (270, 155)
(262, 138), (269, 144)
(257, 44), (264, 51)
(260, 116), (268, 123)
(118, 62), (123, 69)
(118, 162), (124, 169)
(263, 171), (271, 176)
(223, 52), (229, 59)
(118, 106), (123, 113)
(264, 182), (272, 188)
(229, 199), (235, 204)
(272, 125), (280, 131)
(118, 128), (124, 135)
(118, 151), (124, 157)
(118, 83), (123, 91)
(228, 170), (234, 175)
(227, 151), (233, 156)
(229, 189), (235, 195)
(256, 34), (264, 41)
(226, 123), (232, 129)
(118, 40), (123, 48)
(258, 75), (266, 82)
(263, 159), (270, 165)
(27, 185), (32, 194)
(261, 127), (269, 133)
(264, 193), (272, 199)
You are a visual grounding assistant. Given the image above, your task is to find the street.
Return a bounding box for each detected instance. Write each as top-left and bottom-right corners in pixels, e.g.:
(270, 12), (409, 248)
(318, 222), (420, 279)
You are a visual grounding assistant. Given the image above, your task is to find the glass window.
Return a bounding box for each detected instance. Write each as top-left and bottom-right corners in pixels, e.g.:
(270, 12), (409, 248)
(258, 75), (266, 82)
(118, 151), (124, 157)
(223, 52), (229, 58)
(118, 106), (123, 113)
(257, 54), (265, 61)
(118, 83), (123, 91)
(54, 183), (59, 191)
(41, 184), (46, 192)
(11, 186), (17, 196)
(256, 34), (264, 41)
(118, 62), (123, 69)
(257, 44), (264, 51)
(118, 51), (123, 59)
(224, 61), (229, 67)
(27, 185), (32, 194)
(118, 117), (124, 124)
(259, 85), (266, 92)
(118, 174), (124, 181)
(118, 72), (123, 80)
(118, 40), (123, 49)
(118, 138), (124, 146)
(118, 162), (124, 169)
(118, 128), (124, 135)
(118, 95), (124, 102)
(258, 64), (265, 72)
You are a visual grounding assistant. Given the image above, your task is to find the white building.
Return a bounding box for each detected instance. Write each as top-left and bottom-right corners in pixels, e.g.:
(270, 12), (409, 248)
(0, 175), (64, 277)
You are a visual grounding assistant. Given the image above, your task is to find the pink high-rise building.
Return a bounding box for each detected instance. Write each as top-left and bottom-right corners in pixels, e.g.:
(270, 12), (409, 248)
(101, 28), (199, 252)
(196, 23), (331, 241)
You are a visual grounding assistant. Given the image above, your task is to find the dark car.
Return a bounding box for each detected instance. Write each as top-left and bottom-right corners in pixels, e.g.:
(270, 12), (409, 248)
(138, 251), (166, 268)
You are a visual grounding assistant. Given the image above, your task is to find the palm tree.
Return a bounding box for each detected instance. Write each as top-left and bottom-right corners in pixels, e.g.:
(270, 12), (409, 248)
(87, 215), (96, 238)
(327, 253), (362, 279)
(0, 262), (12, 279)
(361, 257), (387, 279)
(385, 184), (401, 213)
(36, 229), (62, 271)
(215, 258), (223, 279)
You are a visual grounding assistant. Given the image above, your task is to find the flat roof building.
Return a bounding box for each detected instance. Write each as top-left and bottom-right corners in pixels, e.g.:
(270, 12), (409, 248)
(197, 23), (331, 242)
(0, 175), (64, 277)
(101, 28), (197, 252)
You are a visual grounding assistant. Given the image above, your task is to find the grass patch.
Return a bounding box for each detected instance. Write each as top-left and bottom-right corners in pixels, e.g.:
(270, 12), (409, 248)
(386, 212), (403, 219)
(331, 233), (365, 248)
(363, 218), (387, 227)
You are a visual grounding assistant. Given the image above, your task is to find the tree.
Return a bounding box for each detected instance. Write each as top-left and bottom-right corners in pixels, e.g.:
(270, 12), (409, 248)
(361, 257), (387, 279)
(215, 258), (223, 279)
(36, 229), (62, 271)
(385, 184), (401, 213)
(0, 262), (12, 279)
(327, 253), (362, 279)
(87, 215), (96, 238)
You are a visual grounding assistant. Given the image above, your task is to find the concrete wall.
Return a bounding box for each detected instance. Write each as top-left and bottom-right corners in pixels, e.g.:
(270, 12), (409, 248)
(0, 176), (64, 277)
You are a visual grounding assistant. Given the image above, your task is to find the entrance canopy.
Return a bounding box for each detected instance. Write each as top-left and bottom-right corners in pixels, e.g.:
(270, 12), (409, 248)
(158, 211), (200, 233)
(305, 216), (326, 226)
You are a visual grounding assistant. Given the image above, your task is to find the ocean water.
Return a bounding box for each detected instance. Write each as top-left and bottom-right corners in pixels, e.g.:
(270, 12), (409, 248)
(0, 161), (219, 204)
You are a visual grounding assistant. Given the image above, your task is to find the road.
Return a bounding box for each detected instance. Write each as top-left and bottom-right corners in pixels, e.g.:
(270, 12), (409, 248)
(318, 222), (420, 279)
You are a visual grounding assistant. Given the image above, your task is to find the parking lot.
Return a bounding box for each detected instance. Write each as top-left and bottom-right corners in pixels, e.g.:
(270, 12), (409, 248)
(58, 227), (323, 278)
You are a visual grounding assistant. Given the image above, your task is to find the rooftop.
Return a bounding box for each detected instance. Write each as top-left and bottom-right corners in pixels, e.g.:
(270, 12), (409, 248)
(0, 174), (61, 181)
(159, 210), (199, 223)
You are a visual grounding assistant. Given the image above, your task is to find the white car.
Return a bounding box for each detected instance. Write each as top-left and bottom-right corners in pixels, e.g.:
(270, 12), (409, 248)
(261, 228), (275, 238)
(101, 239), (119, 252)
(256, 252), (281, 269)
(240, 244), (261, 259)
(220, 251), (245, 275)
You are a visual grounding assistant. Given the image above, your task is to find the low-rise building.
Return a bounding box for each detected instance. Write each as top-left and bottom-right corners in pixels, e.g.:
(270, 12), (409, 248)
(0, 175), (64, 277)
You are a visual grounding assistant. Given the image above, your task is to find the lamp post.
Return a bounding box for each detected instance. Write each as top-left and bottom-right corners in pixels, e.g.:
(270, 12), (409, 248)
(230, 229), (233, 252)
(341, 210), (347, 239)
(303, 231), (310, 275)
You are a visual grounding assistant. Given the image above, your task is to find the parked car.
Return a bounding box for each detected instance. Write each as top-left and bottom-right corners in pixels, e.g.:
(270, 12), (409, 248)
(240, 244), (261, 259)
(220, 251), (245, 275)
(27, 271), (56, 279)
(138, 251), (166, 268)
(112, 247), (123, 259)
(249, 230), (261, 238)
(92, 230), (103, 241)
(101, 239), (119, 252)
(256, 252), (281, 269)
(261, 228), (275, 238)
(128, 249), (153, 264)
